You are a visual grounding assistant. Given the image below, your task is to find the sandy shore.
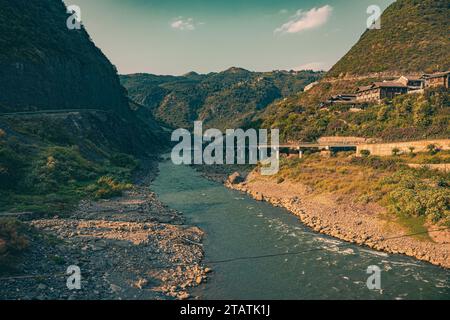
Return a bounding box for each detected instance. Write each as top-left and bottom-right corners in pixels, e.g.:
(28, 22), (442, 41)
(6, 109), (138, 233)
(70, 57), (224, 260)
(225, 170), (450, 269)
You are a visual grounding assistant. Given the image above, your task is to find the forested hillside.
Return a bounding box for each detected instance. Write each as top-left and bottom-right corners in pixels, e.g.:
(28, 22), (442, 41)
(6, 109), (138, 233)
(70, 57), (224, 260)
(121, 68), (323, 130)
(258, 0), (450, 142)
(328, 0), (450, 77)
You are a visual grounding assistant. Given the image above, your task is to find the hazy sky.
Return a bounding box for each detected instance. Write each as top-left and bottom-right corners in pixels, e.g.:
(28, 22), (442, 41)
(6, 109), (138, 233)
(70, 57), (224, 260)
(67, 0), (394, 75)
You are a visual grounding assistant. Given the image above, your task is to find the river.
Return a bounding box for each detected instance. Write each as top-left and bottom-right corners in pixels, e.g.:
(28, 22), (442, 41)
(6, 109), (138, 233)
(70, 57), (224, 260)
(152, 160), (450, 300)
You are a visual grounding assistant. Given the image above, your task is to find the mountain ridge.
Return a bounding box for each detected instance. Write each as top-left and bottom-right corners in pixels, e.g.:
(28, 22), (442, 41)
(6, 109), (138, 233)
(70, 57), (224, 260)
(327, 0), (450, 77)
(257, 0), (449, 142)
(120, 69), (324, 130)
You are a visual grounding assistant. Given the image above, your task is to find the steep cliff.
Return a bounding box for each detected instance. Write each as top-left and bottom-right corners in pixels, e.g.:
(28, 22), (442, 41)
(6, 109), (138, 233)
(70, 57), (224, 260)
(0, 0), (166, 216)
(0, 0), (128, 112)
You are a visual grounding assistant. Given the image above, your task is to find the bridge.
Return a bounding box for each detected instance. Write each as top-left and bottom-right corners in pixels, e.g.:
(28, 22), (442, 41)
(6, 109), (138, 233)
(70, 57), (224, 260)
(259, 142), (359, 157)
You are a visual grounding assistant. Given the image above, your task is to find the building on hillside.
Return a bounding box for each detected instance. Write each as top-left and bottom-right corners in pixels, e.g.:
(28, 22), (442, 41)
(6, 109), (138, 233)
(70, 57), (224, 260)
(355, 82), (408, 103)
(321, 71), (448, 107)
(421, 71), (450, 88)
(396, 76), (425, 90)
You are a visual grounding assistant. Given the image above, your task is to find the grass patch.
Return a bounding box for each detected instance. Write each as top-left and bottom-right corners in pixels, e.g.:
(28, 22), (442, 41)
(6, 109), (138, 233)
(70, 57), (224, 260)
(0, 130), (139, 214)
(276, 152), (450, 226)
(387, 150), (450, 164)
(394, 214), (431, 242)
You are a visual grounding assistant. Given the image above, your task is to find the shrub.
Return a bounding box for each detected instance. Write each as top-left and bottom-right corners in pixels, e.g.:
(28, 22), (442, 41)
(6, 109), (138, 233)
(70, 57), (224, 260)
(89, 176), (133, 199)
(109, 153), (138, 169)
(360, 149), (371, 158)
(0, 144), (26, 190)
(384, 171), (450, 223)
(27, 146), (97, 192)
(392, 148), (401, 156)
(426, 144), (438, 155)
(350, 155), (399, 171)
(0, 218), (29, 270)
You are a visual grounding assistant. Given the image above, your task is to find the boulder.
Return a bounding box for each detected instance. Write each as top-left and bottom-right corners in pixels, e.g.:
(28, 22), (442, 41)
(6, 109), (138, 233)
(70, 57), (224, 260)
(227, 172), (244, 185)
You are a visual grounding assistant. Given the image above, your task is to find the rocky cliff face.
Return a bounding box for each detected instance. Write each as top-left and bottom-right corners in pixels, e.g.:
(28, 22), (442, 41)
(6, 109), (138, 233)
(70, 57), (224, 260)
(0, 0), (166, 155)
(0, 0), (128, 113)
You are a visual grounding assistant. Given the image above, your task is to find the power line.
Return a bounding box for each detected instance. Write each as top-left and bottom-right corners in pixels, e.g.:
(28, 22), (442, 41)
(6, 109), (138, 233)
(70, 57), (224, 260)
(1, 227), (448, 281)
(202, 226), (450, 265)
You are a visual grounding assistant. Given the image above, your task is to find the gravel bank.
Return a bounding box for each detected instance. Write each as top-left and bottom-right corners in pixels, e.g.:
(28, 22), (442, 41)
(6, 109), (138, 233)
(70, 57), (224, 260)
(0, 161), (207, 300)
(226, 170), (450, 269)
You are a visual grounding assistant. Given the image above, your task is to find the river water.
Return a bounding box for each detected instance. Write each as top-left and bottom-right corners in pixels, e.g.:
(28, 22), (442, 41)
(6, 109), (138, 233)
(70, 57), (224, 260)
(152, 160), (450, 300)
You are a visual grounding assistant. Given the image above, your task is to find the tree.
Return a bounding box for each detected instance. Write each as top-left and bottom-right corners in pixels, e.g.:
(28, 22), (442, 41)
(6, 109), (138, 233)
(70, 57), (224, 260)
(360, 149), (371, 158)
(426, 144), (438, 155)
(408, 146), (416, 157)
(392, 148), (401, 156)
(376, 104), (390, 122)
(413, 96), (433, 126)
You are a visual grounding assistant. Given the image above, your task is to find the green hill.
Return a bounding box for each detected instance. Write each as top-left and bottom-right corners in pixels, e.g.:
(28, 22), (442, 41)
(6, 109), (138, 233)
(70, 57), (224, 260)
(121, 69), (323, 130)
(258, 0), (450, 142)
(328, 0), (450, 77)
(0, 0), (165, 215)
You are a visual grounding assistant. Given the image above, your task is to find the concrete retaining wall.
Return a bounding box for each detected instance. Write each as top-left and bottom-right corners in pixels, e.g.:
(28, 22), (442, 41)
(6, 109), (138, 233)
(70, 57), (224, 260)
(357, 139), (450, 156)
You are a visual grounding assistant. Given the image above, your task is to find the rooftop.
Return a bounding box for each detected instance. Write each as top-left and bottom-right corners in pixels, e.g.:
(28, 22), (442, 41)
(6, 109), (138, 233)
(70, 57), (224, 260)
(373, 81), (408, 88)
(399, 75), (423, 81)
(357, 82), (407, 92)
(422, 71), (450, 79)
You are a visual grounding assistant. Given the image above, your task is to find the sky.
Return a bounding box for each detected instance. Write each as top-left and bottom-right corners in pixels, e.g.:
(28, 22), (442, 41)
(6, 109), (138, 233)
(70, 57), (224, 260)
(66, 0), (395, 75)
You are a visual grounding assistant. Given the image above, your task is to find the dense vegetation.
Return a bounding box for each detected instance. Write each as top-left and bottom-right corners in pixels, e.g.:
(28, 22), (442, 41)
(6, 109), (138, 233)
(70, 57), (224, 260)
(0, 123), (138, 214)
(328, 0), (450, 77)
(0, 217), (30, 270)
(276, 152), (450, 231)
(0, 118), (142, 270)
(260, 87), (449, 142)
(259, 0), (450, 141)
(120, 68), (323, 130)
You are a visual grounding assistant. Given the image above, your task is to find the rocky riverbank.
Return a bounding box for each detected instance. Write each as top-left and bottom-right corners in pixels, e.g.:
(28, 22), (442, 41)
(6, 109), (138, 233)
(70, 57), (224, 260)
(0, 161), (207, 300)
(223, 170), (449, 269)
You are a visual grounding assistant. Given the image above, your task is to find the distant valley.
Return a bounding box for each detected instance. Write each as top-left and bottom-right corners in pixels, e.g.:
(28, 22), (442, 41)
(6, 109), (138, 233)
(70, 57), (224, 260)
(120, 68), (323, 130)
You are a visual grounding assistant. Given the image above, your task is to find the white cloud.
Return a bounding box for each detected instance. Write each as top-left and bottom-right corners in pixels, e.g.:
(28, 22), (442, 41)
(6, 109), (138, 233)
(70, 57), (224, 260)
(170, 17), (197, 31)
(294, 62), (330, 72)
(275, 5), (332, 34)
